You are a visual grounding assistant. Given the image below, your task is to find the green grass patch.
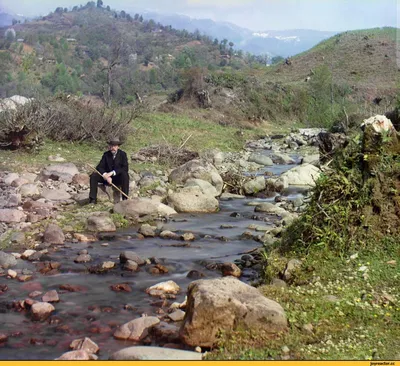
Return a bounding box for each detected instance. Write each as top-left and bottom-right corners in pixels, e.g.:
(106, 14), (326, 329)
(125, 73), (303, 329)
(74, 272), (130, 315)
(0, 112), (263, 173)
(207, 246), (400, 361)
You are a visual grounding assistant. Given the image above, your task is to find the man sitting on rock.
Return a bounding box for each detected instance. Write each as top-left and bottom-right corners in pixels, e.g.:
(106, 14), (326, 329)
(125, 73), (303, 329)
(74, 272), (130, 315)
(89, 137), (129, 204)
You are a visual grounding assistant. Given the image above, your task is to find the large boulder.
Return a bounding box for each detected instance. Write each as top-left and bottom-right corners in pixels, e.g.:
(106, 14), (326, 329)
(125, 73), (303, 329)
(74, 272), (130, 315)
(279, 163), (321, 187)
(41, 163), (79, 183)
(179, 277), (287, 347)
(114, 198), (176, 220)
(242, 176), (266, 195)
(87, 213), (116, 232)
(184, 178), (218, 197)
(270, 152), (296, 165)
(169, 160), (223, 195)
(167, 186), (218, 213)
(109, 347), (202, 361)
(248, 153), (273, 166)
(113, 316), (160, 341)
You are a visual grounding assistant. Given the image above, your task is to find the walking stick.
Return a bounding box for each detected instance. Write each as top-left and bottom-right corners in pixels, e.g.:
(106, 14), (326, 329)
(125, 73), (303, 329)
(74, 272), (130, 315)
(86, 163), (130, 200)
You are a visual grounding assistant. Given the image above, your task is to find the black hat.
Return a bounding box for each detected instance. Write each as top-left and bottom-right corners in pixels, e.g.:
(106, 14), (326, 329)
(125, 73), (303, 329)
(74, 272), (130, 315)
(108, 137), (122, 145)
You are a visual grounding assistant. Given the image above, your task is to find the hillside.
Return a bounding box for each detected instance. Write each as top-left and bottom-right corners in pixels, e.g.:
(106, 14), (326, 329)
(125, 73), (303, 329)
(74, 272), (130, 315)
(264, 28), (399, 99)
(0, 3), (252, 103)
(0, 3), (398, 129)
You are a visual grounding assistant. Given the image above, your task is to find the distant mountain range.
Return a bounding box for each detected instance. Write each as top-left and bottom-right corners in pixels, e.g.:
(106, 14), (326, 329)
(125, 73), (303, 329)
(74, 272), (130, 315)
(138, 11), (338, 57)
(0, 7), (337, 58)
(0, 12), (27, 27)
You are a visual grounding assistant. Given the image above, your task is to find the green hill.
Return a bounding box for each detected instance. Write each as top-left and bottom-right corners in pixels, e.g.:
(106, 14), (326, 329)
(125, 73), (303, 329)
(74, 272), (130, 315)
(0, 2), (398, 128)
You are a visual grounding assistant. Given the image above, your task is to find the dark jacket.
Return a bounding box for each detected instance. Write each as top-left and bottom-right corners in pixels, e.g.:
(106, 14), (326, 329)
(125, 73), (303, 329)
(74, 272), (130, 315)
(96, 150), (128, 176)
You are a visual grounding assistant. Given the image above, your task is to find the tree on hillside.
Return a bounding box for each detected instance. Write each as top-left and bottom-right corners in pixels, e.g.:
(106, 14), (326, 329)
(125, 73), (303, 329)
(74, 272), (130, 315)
(97, 0), (103, 8)
(103, 38), (123, 107)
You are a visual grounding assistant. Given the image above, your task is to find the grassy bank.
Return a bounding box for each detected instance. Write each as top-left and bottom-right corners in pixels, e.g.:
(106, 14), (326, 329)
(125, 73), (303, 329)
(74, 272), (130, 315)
(206, 245), (399, 360)
(0, 112), (265, 173)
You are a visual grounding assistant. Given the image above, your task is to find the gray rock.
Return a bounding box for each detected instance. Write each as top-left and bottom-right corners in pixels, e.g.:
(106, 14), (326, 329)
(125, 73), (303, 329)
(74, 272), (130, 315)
(124, 260), (139, 271)
(20, 172), (38, 183)
(185, 178), (219, 197)
(270, 152), (296, 165)
(6, 193), (21, 207)
(180, 277), (287, 347)
(19, 183), (40, 197)
(138, 223), (156, 237)
(70, 337), (99, 354)
(56, 350), (97, 361)
(248, 153), (273, 166)
(219, 193), (246, 200)
(87, 214), (116, 232)
(283, 259), (302, 281)
(4, 173), (19, 186)
(169, 159), (223, 195)
(243, 176), (266, 195)
(0, 209), (26, 223)
(0, 251), (17, 268)
(74, 254), (92, 263)
(301, 154), (320, 166)
(168, 309), (186, 322)
(114, 316), (160, 341)
(43, 224), (65, 245)
(279, 163), (321, 187)
(41, 163), (79, 183)
(168, 186), (218, 213)
(110, 346), (202, 361)
(114, 198), (176, 219)
(120, 251), (145, 265)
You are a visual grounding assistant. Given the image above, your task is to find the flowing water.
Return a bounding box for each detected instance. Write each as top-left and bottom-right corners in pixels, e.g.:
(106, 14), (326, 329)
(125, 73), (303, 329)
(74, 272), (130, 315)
(0, 156), (308, 360)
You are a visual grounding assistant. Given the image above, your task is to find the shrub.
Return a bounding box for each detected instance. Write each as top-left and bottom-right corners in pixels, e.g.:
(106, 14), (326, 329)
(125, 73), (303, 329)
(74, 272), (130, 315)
(0, 94), (145, 150)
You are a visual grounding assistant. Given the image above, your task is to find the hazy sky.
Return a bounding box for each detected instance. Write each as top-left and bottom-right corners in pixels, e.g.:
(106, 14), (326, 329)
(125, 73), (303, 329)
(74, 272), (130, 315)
(0, 0), (398, 31)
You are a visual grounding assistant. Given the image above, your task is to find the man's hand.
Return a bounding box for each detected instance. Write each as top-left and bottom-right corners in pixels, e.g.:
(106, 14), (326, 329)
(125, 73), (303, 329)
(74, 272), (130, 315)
(102, 172), (113, 184)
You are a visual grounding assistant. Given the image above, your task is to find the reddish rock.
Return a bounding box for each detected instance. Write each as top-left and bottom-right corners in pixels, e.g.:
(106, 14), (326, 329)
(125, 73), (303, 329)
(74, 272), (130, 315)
(42, 290), (60, 303)
(221, 262), (242, 278)
(0, 284), (8, 293)
(30, 338), (45, 345)
(18, 275), (33, 282)
(73, 233), (97, 242)
(23, 201), (53, 212)
(0, 209), (26, 223)
(154, 264), (169, 273)
(72, 173), (90, 186)
(110, 283), (132, 292)
(0, 334), (8, 343)
(88, 326), (112, 334)
(24, 298), (37, 308)
(149, 268), (160, 275)
(20, 282), (42, 292)
(28, 291), (42, 298)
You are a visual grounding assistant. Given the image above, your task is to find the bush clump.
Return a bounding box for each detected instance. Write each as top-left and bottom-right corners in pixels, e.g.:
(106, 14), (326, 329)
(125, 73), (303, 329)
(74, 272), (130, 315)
(0, 94), (144, 150)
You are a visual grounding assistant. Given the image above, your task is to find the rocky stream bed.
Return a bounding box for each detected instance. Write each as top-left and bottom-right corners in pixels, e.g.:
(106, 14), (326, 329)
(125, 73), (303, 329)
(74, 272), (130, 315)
(0, 128), (328, 360)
